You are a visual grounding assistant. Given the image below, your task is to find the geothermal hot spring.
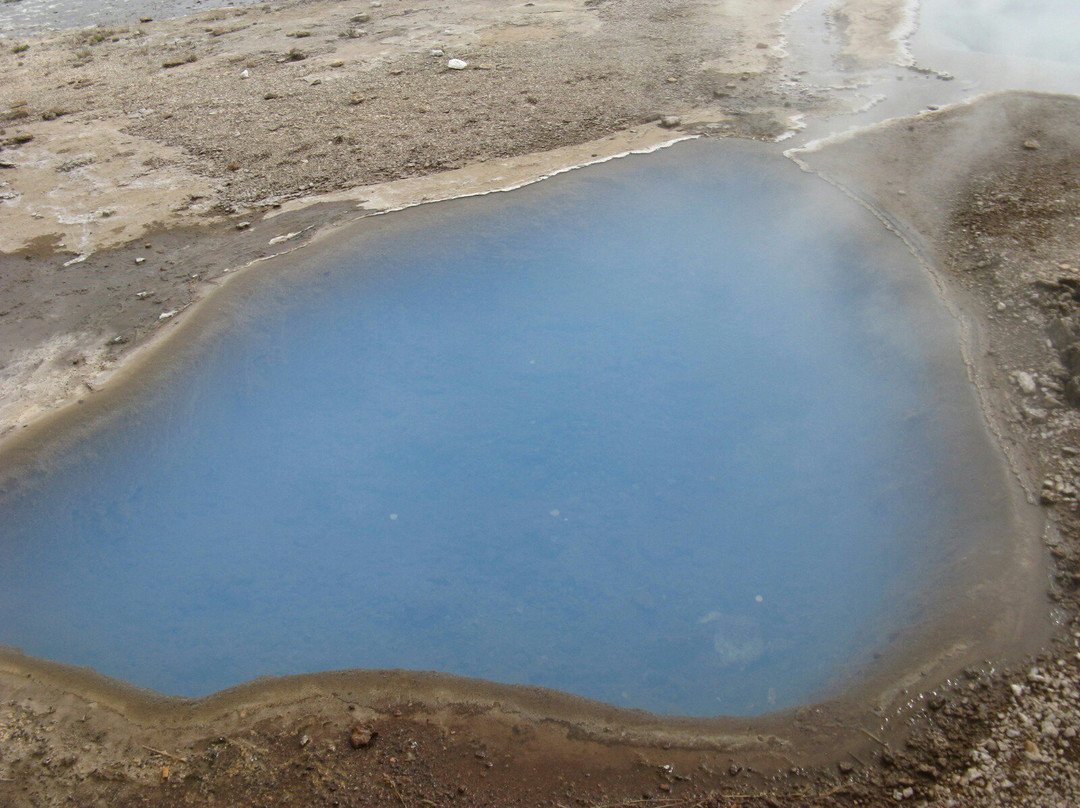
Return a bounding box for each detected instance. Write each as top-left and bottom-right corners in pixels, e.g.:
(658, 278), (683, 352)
(0, 141), (1022, 717)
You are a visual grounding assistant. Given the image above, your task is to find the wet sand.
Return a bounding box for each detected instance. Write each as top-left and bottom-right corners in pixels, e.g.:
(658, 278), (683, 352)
(1, 0), (1079, 805)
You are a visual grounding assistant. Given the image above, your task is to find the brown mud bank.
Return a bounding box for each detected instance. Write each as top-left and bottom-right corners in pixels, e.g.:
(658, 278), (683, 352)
(0, 90), (1077, 807)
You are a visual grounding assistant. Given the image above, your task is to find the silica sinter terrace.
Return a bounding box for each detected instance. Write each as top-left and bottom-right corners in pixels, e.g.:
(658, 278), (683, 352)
(0, 141), (1020, 716)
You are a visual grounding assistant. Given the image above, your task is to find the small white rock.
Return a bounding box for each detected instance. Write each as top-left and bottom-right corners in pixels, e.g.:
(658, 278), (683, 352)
(430, 49), (444, 57)
(240, 68), (250, 79)
(447, 58), (468, 70)
(1015, 371), (1038, 395)
(135, 256), (146, 265)
(159, 310), (177, 320)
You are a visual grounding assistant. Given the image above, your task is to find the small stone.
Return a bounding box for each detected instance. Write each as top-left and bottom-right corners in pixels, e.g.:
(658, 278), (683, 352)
(135, 256), (146, 264)
(1011, 683), (1025, 698)
(347, 28), (366, 38)
(838, 760), (854, 774)
(349, 95), (365, 105)
(1023, 139), (1041, 150)
(447, 58), (468, 70)
(240, 68), (250, 78)
(235, 221), (251, 230)
(329, 59), (345, 67)
(1022, 404), (1048, 423)
(1065, 376), (1080, 407)
(430, 49), (444, 56)
(351, 12), (371, 22)
(1024, 739), (1042, 761)
(349, 726), (374, 749)
(659, 115), (681, 129)
(1014, 371), (1038, 395)
(300, 734), (311, 748)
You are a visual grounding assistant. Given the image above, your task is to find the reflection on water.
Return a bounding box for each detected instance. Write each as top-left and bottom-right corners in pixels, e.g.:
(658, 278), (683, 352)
(0, 141), (1014, 716)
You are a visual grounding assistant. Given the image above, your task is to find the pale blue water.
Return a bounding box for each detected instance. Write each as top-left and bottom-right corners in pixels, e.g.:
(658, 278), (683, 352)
(0, 141), (1009, 716)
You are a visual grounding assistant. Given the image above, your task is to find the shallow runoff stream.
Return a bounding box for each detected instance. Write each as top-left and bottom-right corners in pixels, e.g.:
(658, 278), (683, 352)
(0, 141), (1027, 716)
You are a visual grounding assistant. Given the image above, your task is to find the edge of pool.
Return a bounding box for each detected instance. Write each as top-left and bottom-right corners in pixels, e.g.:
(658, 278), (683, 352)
(0, 112), (1056, 771)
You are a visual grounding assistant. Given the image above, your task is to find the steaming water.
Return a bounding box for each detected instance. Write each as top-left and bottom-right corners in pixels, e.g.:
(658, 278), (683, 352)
(918, 0), (1080, 66)
(912, 0), (1080, 96)
(0, 141), (1015, 716)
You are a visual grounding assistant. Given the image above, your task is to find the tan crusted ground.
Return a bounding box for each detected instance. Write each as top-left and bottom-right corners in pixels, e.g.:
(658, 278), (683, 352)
(2, 0), (862, 437)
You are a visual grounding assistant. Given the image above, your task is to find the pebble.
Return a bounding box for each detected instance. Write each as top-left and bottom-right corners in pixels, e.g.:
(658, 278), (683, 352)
(1015, 370), (1038, 395)
(349, 726), (374, 749)
(659, 115), (681, 129)
(447, 58), (468, 70)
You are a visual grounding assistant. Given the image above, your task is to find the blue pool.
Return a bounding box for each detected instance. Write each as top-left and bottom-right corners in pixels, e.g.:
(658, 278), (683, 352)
(0, 141), (1015, 716)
